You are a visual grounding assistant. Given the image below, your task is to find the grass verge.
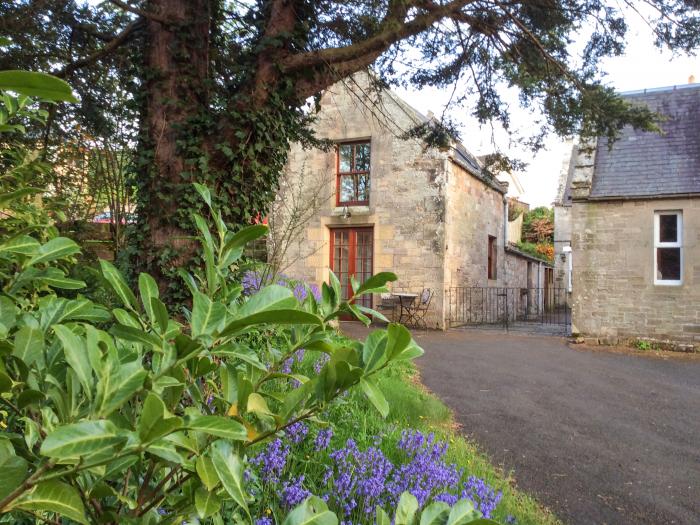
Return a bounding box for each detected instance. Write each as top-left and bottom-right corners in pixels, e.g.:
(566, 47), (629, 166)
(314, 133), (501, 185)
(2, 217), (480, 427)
(324, 360), (560, 525)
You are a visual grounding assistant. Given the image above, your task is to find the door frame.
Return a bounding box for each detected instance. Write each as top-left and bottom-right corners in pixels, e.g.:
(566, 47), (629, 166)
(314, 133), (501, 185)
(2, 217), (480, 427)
(328, 226), (374, 308)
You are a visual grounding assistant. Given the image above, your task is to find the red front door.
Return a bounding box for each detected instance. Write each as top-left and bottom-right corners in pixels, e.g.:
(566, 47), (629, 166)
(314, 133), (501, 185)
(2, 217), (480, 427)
(329, 227), (373, 308)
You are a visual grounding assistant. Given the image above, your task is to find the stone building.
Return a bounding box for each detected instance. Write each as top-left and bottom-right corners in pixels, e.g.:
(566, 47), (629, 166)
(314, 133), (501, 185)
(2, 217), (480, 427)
(275, 73), (548, 328)
(557, 83), (700, 344)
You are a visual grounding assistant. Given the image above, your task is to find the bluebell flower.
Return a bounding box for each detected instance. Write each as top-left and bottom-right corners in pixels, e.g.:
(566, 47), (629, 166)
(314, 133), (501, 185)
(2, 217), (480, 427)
(285, 422), (308, 445)
(250, 439), (289, 483)
(314, 428), (334, 451)
(280, 476), (311, 508)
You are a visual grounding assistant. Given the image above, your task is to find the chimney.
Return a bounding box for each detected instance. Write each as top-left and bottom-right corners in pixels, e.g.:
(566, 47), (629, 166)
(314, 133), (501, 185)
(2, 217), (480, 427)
(689, 74), (696, 84)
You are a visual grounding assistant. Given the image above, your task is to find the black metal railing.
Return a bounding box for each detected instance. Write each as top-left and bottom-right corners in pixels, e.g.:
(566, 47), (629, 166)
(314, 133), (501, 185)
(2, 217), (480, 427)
(446, 286), (571, 330)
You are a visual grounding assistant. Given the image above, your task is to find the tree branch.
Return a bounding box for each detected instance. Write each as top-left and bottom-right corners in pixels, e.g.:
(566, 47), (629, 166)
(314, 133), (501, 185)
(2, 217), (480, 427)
(282, 0), (475, 72)
(108, 0), (173, 25)
(56, 18), (143, 78)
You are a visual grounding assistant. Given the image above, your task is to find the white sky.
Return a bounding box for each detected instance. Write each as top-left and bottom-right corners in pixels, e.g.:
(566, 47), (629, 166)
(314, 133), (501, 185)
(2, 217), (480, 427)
(395, 13), (700, 207)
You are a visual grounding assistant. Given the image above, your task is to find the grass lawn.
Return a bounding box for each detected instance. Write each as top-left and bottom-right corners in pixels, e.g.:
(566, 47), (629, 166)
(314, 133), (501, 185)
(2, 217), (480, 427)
(323, 360), (561, 525)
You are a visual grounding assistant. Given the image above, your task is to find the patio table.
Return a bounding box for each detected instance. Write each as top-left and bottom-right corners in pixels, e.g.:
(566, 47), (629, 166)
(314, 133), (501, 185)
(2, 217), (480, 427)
(391, 293), (418, 324)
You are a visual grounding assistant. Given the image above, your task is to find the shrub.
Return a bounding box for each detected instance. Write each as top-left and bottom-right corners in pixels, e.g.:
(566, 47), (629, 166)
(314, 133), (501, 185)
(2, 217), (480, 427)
(0, 71), (501, 524)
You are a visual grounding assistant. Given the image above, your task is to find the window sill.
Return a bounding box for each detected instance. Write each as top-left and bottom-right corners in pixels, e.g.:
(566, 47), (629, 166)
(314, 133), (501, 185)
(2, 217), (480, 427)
(654, 281), (683, 287)
(333, 206), (371, 216)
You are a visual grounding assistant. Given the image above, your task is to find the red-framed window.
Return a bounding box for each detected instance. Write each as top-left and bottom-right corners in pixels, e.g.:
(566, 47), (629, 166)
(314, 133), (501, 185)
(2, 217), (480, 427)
(336, 141), (370, 206)
(329, 227), (374, 307)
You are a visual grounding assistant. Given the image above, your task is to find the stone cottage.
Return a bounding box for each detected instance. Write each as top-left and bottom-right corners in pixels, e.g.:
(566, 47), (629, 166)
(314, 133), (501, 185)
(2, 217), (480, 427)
(275, 73), (549, 329)
(556, 83), (700, 344)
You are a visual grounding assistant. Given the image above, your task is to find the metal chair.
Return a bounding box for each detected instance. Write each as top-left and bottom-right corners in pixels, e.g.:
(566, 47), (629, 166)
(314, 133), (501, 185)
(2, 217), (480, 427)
(405, 288), (434, 329)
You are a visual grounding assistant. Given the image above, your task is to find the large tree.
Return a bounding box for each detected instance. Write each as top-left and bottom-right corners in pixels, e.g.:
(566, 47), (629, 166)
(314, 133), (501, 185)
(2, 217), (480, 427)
(1, 0), (698, 293)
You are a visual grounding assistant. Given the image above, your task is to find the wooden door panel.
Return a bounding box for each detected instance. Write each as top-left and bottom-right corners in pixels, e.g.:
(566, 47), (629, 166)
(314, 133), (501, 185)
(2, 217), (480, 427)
(330, 227), (373, 308)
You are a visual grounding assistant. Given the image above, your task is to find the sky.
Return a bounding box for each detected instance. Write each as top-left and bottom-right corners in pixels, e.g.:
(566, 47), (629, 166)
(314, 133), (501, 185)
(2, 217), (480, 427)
(395, 12), (700, 207)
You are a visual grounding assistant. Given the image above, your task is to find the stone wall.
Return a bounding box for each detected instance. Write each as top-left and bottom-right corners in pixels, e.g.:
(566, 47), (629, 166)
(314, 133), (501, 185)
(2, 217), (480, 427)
(443, 160), (506, 289)
(571, 197), (700, 342)
(279, 75), (448, 328)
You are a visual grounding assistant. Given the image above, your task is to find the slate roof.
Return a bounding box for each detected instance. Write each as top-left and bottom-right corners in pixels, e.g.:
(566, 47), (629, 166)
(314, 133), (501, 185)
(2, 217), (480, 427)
(590, 84), (700, 199)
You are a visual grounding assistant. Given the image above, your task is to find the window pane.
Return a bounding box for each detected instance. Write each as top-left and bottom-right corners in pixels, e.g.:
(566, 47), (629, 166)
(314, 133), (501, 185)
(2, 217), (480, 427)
(339, 175), (356, 203)
(657, 248), (681, 281)
(357, 174), (370, 202)
(339, 145), (352, 173)
(659, 214), (678, 243)
(355, 143), (371, 171)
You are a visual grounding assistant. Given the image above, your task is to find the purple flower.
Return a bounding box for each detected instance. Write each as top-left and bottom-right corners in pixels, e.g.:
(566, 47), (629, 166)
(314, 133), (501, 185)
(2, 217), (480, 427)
(285, 422), (308, 445)
(309, 284), (321, 301)
(281, 358), (294, 374)
(242, 270), (264, 295)
(250, 439), (289, 483)
(314, 428), (334, 451)
(313, 354), (330, 374)
(505, 516), (517, 524)
(293, 283), (308, 302)
(280, 476), (311, 508)
(256, 518), (273, 525)
(461, 476), (502, 519)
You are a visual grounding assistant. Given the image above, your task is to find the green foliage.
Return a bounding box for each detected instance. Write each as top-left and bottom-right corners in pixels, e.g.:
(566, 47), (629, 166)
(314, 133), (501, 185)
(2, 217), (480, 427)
(0, 179), (434, 523)
(521, 207), (554, 244)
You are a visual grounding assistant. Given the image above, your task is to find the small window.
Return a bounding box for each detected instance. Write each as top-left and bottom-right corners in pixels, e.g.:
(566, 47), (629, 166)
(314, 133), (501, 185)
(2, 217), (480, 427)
(337, 141), (370, 206)
(654, 211), (682, 285)
(488, 235), (497, 280)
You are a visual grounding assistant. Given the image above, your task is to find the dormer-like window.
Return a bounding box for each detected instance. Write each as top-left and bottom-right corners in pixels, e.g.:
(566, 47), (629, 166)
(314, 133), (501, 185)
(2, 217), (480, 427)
(337, 141), (370, 206)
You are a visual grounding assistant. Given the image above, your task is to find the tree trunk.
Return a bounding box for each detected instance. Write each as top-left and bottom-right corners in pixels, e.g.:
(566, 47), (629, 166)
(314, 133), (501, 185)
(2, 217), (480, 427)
(138, 0), (210, 291)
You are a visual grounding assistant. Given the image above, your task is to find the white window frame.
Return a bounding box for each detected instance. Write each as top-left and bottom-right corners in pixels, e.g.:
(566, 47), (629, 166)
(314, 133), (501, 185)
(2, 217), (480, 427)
(653, 211), (683, 286)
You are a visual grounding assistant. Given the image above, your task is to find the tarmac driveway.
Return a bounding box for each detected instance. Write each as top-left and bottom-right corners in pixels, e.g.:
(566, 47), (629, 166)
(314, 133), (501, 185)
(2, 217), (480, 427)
(408, 329), (700, 525)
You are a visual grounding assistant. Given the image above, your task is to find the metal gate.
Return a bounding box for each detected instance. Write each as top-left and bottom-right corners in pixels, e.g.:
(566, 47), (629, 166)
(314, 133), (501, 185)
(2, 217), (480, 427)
(446, 287), (571, 334)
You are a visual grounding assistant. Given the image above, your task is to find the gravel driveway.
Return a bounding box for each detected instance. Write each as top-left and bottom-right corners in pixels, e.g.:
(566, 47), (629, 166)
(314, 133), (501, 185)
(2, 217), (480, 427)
(407, 328), (700, 525)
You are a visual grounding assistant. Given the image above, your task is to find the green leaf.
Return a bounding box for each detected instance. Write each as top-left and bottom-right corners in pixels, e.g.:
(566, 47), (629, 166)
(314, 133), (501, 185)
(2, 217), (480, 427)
(53, 325), (92, 399)
(221, 309), (321, 336)
(39, 270), (86, 290)
(193, 183), (212, 207)
(0, 187), (43, 208)
(95, 359), (147, 417)
(111, 323), (162, 348)
(0, 296), (17, 330)
(138, 273), (159, 323)
(196, 456), (220, 491)
(355, 272), (397, 296)
(246, 392), (272, 416)
(395, 492), (419, 525)
(211, 440), (249, 518)
(191, 291), (227, 337)
(283, 496), (338, 525)
(151, 297), (170, 334)
(40, 420), (126, 459)
(445, 500), (481, 525)
(360, 377), (389, 418)
(0, 445), (28, 501)
(185, 415), (247, 441)
(385, 323), (412, 359)
(0, 370), (11, 393)
(12, 325), (43, 366)
(0, 235), (40, 256)
(26, 237), (80, 266)
(362, 330), (388, 373)
(137, 392), (182, 443)
(221, 224), (268, 265)
(0, 70), (78, 102)
(195, 487), (222, 519)
(394, 342), (424, 361)
(419, 502), (450, 525)
(11, 481), (87, 524)
(99, 260), (137, 310)
(376, 507), (391, 525)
